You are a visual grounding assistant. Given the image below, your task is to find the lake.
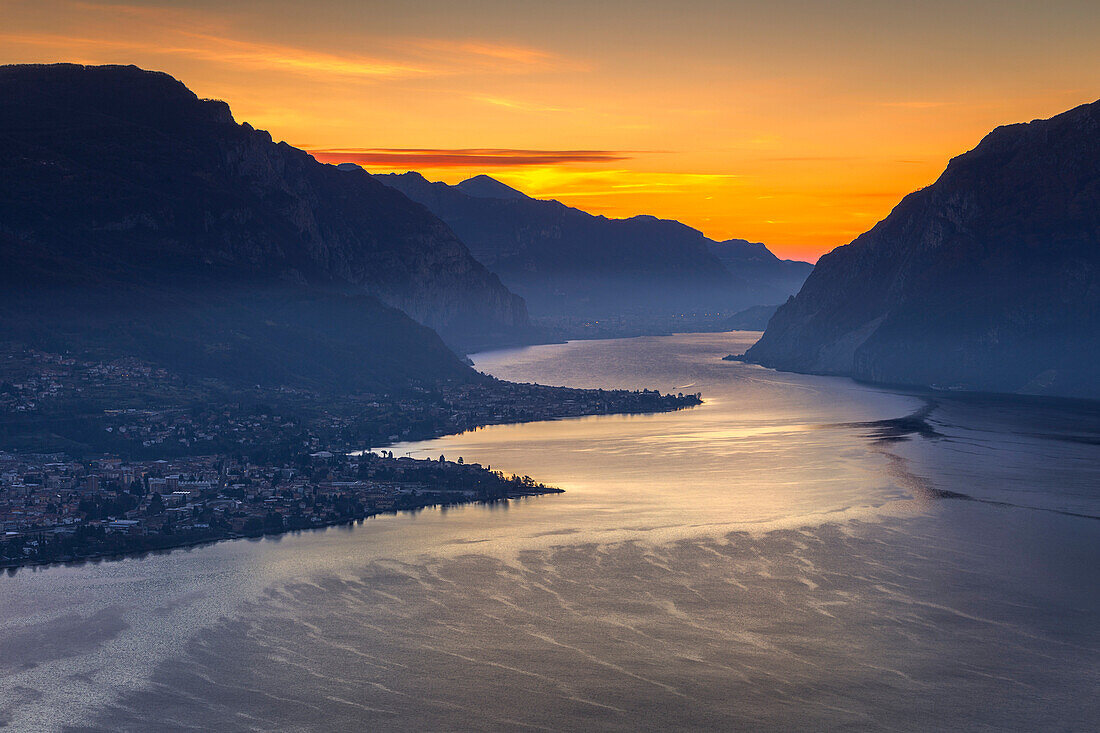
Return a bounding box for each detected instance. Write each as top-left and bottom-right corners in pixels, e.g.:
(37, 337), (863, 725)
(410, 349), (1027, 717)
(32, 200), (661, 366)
(2, 332), (1098, 731)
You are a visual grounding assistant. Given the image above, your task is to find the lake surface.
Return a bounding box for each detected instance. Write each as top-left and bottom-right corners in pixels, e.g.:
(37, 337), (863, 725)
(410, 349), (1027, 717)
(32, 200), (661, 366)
(2, 332), (1098, 731)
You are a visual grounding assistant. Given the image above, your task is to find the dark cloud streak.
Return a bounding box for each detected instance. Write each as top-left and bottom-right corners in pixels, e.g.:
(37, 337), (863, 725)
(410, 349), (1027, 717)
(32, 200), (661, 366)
(308, 147), (633, 167)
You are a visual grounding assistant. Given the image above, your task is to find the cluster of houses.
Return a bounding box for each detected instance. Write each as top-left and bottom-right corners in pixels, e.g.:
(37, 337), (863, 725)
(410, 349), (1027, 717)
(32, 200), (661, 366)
(0, 346), (689, 568)
(0, 448), (545, 566)
(0, 348), (174, 413)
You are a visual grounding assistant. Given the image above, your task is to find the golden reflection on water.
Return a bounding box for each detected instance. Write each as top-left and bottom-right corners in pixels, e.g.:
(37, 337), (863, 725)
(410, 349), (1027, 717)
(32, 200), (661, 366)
(388, 332), (929, 542)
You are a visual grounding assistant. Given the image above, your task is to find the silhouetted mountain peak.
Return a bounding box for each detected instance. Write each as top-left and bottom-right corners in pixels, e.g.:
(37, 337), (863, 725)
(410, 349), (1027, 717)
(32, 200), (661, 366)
(708, 239), (782, 265)
(0, 63), (236, 132)
(455, 174), (530, 200)
(388, 170), (431, 183)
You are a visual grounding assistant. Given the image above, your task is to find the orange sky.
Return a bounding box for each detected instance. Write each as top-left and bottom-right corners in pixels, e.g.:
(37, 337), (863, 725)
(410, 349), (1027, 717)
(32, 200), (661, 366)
(4, 0), (1099, 261)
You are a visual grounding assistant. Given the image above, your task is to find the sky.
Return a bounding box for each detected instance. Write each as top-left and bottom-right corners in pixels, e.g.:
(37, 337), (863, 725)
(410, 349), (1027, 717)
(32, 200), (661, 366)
(3, 0), (1099, 261)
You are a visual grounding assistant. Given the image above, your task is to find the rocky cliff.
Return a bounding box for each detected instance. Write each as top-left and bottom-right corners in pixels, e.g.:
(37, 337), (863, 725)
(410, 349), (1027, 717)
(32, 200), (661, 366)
(0, 64), (528, 351)
(744, 100), (1100, 400)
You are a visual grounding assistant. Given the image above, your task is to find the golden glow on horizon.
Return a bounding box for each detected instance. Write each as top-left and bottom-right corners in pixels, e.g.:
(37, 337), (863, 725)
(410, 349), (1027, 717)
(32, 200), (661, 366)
(3, 0), (1099, 261)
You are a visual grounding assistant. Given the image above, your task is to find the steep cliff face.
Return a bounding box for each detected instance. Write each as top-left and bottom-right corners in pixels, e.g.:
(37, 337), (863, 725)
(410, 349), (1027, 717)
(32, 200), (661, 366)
(744, 99), (1100, 400)
(0, 64), (528, 349)
(377, 172), (812, 320)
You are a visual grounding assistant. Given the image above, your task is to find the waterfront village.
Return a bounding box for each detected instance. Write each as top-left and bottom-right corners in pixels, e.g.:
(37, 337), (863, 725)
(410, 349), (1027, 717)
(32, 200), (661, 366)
(0, 345), (701, 568)
(0, 449), (557, 569)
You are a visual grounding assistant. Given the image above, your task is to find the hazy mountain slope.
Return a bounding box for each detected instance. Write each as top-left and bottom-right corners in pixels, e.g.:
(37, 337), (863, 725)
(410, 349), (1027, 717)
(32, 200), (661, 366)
(0, 274), (473, 392)
(721, 304), (780, 331)
(744, 99), (1100, 399)
(0, 63), (507, 389)
(376, 172), (812, 320)
(0, 63), (528, 352)
(706, 239), (815, 300)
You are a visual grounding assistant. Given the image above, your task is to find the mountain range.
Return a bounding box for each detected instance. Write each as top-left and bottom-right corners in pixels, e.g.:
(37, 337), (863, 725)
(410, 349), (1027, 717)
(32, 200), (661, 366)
(375, 171), (812, 325)
(8, 64), (1090, 402)
(0, 63), (531, 390)
(744, 99), (1100, 400)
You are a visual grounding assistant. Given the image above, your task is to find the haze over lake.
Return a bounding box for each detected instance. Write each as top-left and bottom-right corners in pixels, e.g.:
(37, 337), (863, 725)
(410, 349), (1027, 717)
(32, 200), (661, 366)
(2, 332), (1097, 731)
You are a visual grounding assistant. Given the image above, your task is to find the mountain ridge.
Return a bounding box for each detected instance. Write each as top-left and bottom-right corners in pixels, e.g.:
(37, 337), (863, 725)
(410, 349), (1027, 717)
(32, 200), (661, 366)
(743, 98), (1100, 400)
(0, 63), (530, 353)
(0, 63), (535, 389)
(375, 171), (813, 325)
(455, 174), (531, 200)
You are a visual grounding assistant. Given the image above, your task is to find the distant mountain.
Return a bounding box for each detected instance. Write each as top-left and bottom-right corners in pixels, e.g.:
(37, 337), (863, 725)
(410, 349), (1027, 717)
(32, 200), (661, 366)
(375, 172), (812, 324)
(721, 304), (780, 331)
(744, 99), (1100, 400)
(0, 63), (531, 389)
(706, 239), (813, 298)
(455, 174), (530, 201)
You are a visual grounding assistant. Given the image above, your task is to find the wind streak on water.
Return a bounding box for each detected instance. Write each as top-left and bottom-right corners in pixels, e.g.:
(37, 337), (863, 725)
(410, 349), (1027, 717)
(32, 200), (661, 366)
(70, 513), (1100, 731)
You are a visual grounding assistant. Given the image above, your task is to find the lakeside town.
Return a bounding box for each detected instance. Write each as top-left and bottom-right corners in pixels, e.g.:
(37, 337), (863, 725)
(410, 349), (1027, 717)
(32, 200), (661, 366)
(0, 344), (701, 569)
(0, 444), (554, 563)
(0, 449), (559, 569)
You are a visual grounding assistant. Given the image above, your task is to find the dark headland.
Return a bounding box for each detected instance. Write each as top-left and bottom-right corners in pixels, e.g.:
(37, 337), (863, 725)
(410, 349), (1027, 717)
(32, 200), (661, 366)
(743, 99), (1100, 401)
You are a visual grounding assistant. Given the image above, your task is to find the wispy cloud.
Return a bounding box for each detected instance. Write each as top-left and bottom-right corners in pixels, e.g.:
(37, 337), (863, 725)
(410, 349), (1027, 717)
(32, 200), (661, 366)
(754, 155), (860, 163)
(878, 101), (950, 109)
(307, 148), (633, 167)
(0, 31), (430, 79)
(3, 2), (575, 80)
(499, 169), (743, 199)
(473, 96), (567, 113)
(68, 1), (220, 25)
(405, 39), (571, 69)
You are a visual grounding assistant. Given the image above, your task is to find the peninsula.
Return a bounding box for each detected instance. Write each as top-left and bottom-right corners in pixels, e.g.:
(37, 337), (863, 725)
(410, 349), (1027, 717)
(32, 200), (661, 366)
(0, 344), (700, 569)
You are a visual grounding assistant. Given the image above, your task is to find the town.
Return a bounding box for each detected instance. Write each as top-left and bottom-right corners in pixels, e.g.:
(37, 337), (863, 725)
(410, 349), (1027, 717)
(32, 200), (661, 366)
(0, 449), (559, 569)
(0, 344), (701, 568)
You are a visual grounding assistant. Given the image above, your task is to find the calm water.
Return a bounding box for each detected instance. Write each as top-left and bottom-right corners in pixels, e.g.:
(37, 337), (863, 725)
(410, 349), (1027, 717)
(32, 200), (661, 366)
(2, 332), (1098, 731)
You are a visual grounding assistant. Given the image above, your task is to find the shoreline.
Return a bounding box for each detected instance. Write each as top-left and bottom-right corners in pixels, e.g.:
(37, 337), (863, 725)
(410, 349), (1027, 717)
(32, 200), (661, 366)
(1, 484), (563, 574)
(2, 374), (701, 573)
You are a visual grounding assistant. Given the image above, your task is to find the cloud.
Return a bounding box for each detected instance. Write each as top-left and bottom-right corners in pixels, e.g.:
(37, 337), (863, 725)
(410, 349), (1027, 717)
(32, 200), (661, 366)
(0, 31), (430, 79)
(878, 101), (950, 109)
(2, 2), (574, 80)
(406, 39), (567, 69)
(497, 169), (743, 199)
(754, 156), (860, 163)
(473, 96), (567, 113)
(307, 148), (633, 167)
(68, 1), (216, 25)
